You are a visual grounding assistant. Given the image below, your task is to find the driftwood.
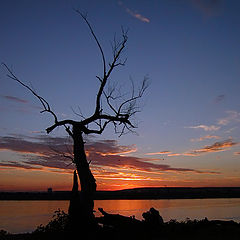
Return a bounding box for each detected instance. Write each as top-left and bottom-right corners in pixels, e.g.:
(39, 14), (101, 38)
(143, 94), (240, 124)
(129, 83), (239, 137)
(96, 207), (165, 240)
(97, 207), (164, 230)
(97, 207), (142, 228)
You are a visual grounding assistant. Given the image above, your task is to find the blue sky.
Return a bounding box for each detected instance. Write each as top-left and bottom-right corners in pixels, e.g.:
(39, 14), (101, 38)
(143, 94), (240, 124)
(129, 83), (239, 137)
(0, 0), (240, 191)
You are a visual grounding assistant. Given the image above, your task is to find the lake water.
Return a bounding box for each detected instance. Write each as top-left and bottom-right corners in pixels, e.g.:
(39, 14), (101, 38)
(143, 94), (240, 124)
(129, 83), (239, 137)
(1, 198), (240, 233)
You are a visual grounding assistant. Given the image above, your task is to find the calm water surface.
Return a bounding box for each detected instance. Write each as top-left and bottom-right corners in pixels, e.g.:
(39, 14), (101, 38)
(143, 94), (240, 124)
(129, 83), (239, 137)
(1, 198), (240, 233)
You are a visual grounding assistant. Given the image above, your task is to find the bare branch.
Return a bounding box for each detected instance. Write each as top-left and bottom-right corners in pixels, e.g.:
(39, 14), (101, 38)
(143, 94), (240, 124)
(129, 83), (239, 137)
(117, 76), (149, 117)
(71, 106), (86, 120)
(64, 125), (74, 138)
(75, 10), (106, 77)
(46, 119), (76, 134)
(103, 90), (118, 115)
(94, 29), (128, 116)
(81, 121), (109, 135)
(96, 76), (102, 83)
(49, 145), (74, 163)
(2, 63), (58, 123)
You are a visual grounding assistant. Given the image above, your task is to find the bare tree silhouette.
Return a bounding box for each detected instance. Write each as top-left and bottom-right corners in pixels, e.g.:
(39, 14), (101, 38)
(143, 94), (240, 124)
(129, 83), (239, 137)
(2, 11), (148, 233)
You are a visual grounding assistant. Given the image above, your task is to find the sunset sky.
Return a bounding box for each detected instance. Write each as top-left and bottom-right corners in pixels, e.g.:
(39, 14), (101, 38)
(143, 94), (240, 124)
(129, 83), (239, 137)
(1, 0), (240, 191)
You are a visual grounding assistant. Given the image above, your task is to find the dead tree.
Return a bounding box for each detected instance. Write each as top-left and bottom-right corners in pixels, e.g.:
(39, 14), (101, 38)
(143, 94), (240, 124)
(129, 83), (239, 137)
(2, 11), (148, 231)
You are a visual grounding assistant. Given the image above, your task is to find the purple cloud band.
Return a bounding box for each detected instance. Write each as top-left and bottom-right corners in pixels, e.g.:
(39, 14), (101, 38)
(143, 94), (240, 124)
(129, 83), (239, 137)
(0, 135), (219, 175)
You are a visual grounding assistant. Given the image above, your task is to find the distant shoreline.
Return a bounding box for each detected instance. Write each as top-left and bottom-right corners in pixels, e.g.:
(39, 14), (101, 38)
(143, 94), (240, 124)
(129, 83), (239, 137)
(1, 187), (240, 200)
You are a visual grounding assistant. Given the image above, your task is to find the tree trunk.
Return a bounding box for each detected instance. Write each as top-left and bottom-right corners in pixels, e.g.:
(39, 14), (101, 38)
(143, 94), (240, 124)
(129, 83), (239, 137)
(68, 124), (97, 232)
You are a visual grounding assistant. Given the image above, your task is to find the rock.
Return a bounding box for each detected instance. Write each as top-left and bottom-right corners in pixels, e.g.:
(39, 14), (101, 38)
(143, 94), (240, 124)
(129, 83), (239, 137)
(142, 207), (164, 226)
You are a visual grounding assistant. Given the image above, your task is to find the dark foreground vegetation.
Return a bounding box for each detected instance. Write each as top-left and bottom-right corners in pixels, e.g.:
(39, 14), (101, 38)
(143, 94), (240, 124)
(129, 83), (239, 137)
(1, 208), (240, 240)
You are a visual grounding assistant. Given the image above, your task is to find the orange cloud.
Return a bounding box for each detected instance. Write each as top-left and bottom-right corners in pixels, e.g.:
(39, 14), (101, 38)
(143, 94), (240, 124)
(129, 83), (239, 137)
(187, 124), (220, 131)
(125, 8), (150, 23)
(191, 135), (221, 142)
(167, 153), (182, 157)
(118, 1), (150, 23)
(188, 139), (238, 156)
(166, 139), (238, 157)
(145, 151), (172, 156)
(86, 140), (136, 156)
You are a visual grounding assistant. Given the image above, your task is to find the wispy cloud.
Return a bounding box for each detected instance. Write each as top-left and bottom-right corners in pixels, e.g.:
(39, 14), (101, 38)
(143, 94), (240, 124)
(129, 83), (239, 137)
(118, 1), (150, 23)
(1, 95), (28, 104)
(0, 161), (42, 170)
(187, 110), (240, 137)
(225, 127), (238, 134)
(145, 151), (172, 156)
(191, 135), (221, 142)
(186, 124), (220, 131)
(125, 8), (150, 23)
(218, 111), (240, 126)
(186, 139), (238, 156)
(0, 94), (41, 113)
(167, 153), (182, 157)
(165, 139), (238, 157)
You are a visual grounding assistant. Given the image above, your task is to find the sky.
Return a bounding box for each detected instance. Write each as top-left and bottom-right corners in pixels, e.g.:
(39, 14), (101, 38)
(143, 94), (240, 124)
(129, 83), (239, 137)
(0, 0), (240, 191)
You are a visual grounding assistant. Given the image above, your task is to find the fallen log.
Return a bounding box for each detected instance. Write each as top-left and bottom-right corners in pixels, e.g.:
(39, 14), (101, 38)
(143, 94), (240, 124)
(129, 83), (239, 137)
(97, 208), (142, 228)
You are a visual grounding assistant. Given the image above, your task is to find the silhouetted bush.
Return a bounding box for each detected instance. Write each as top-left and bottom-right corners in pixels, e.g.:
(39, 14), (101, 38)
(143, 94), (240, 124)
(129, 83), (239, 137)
(0, 230), (9, 240)
(34, 209), (69, 234)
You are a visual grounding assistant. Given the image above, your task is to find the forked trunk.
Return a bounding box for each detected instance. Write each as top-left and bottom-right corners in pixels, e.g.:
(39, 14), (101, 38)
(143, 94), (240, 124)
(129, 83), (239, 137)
(68, 124), (97, 232)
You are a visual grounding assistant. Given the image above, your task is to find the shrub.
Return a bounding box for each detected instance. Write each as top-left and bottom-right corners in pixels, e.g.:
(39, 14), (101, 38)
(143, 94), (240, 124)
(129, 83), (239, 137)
(34, 209), (69, 234)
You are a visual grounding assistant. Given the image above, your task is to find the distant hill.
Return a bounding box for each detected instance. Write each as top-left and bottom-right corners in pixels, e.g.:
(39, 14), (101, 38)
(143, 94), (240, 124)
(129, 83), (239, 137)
(103, 187), (240, 200)
(1, 187), (240, 200)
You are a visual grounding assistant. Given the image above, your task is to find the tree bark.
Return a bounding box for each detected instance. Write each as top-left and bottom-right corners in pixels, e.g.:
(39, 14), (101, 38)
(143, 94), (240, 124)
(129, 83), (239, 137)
(68, 124), (97, 231)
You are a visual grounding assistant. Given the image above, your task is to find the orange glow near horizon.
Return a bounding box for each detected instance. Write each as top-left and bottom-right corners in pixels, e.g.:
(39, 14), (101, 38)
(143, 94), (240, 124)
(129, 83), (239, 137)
(1, 165), (240, 192)
(1, 144), (240, 192)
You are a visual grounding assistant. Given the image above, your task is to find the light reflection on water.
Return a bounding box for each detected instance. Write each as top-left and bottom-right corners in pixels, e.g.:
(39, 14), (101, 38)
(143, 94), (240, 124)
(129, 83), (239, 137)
(0, 198), (240, 233)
